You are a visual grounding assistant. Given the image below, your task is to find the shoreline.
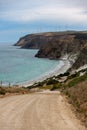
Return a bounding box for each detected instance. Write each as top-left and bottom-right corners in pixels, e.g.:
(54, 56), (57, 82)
(19, 59), (71, 87)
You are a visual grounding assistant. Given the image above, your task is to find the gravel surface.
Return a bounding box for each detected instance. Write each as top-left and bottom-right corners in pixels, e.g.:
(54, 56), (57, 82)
(0, 91), (86, 130)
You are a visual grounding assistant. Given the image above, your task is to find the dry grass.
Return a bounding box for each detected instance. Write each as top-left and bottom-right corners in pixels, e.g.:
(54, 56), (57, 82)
(0, 86), (30, 96)
(65, 80), (87, 127)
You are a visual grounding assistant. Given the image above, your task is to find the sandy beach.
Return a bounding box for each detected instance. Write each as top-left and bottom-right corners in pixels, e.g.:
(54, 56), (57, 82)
(19, 59), (71, 87)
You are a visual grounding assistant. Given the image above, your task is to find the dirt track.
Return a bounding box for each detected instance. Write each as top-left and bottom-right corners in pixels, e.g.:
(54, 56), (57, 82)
(0, 91), (86, 130)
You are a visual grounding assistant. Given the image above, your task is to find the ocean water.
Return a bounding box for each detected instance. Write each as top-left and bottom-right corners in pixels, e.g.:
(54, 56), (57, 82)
(0, 44), (63, 85)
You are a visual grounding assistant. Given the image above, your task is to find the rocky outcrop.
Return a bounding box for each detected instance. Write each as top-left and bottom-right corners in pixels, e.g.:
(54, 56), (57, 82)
(15, 31), (87, 70)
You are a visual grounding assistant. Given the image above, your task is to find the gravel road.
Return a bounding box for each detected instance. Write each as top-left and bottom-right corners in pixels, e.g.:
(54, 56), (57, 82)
(0, 91), (86, 130)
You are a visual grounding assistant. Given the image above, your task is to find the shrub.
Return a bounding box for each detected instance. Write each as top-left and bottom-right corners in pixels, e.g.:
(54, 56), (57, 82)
(51, 83), (62, 91)
(0, 88), (6, 95)
(57, 72), (70, 78)
(47, 79), (59, 85)
(67, 72), (80, 80)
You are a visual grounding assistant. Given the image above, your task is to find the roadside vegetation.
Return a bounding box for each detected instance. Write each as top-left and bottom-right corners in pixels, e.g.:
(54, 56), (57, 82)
(0, 86), (30, 96)
(28, 68), (87, 127)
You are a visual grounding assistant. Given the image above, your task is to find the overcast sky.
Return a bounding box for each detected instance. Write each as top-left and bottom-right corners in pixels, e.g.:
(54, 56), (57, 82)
(0, 0), (87, 42)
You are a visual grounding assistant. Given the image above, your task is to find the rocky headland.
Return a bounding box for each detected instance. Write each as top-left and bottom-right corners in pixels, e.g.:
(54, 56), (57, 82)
(15, 31), (87, 71)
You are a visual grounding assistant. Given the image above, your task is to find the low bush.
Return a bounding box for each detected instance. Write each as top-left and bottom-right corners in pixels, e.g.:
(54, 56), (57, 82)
(67, 72), (80, 80)
(47, 79), (59, 85)
(51, 83), (63, 91)
(57, 72), (70, 78)
(0, 87), (6, 95)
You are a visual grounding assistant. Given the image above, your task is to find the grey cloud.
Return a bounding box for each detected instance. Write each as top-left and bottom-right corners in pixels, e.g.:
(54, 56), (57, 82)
(0, 0), (87, 23)
(0, 0), (87, 9)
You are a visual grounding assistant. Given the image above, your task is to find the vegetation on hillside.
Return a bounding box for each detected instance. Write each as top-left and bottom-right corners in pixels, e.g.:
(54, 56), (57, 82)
(27, 68), (87, 127)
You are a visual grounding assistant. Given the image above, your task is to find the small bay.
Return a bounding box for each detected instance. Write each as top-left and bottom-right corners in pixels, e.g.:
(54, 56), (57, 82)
(0, 44), (63, 86)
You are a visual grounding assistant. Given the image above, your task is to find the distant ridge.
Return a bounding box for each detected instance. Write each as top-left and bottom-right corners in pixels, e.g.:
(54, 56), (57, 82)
(14, 31), (77, 49)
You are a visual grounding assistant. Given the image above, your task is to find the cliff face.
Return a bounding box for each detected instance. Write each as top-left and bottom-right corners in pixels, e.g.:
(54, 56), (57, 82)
(72, 48), (87, 69)
(15, 32), (61, 49)
(35, 33), (87, 69)
(15, 31), (87, 70)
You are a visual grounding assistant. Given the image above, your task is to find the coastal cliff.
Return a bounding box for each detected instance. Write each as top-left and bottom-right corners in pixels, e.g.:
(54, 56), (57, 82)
(14, 32), (59, 49)
(15, 31), (87, 70)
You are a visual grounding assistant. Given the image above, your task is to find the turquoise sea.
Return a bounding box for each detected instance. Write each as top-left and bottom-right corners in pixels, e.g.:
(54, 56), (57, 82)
(0, 44), (63, 86)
